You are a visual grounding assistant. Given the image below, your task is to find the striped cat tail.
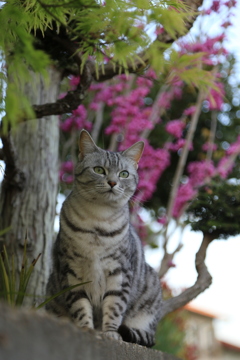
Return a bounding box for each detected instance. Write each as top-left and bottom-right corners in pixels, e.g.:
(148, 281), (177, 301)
(118, 324), (155, 348)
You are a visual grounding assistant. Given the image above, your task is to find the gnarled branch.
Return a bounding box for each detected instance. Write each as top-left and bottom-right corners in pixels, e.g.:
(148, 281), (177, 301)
(33, 88), (85, 118)
(33, 61), (93, 119)
(160, 233), (215, 320)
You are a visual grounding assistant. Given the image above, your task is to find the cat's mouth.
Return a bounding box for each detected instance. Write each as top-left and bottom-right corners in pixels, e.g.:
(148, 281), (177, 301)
(105, 187), (120, 197)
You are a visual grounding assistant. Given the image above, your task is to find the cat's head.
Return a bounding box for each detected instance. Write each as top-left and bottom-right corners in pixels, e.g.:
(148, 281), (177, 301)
(74, 130), (144, 207)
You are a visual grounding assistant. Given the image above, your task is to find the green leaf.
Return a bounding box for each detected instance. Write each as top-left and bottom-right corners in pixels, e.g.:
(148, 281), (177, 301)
(36, 281), (92, 309)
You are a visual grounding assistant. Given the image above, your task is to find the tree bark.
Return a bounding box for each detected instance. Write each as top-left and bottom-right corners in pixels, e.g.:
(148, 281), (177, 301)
(160, 233), (214, 319)
(0, 66), (62, 306)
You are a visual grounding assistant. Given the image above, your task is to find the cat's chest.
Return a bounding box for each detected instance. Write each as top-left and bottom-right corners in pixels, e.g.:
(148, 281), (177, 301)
(70, 215), (128, 253)
(76, 251), (121, 306)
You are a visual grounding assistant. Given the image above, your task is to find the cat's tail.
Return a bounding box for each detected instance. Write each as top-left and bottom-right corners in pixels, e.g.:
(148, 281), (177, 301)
(118, 324), (155, 348)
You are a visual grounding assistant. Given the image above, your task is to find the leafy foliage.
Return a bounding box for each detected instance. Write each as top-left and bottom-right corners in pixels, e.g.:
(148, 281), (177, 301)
(185, 178), (240, 239)
(0, 240), (41, 306)
(0, 0), (206, 129)
(0, 233), (90, 308)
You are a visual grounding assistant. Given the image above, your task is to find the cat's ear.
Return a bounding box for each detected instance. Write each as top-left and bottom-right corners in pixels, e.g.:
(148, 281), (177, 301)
(78, 130), (99, 160)
(122, 141), (144, 167)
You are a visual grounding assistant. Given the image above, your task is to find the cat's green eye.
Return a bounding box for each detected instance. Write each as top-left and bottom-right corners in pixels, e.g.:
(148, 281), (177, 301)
(119, 170), (129, 178)
(94, 166), (105, 175)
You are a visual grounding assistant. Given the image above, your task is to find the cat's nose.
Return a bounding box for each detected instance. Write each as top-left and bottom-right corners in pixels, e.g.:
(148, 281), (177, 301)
(108, 181), (117, 188)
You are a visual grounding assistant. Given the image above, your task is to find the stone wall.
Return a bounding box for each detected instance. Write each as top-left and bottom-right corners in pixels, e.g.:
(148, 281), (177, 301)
(0, 303), (180, 360)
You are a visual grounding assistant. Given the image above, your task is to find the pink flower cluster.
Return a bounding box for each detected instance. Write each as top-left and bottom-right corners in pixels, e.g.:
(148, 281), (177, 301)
(180, 34), (227, 66)
(172, 160), (216, 218)
(166, 139), (193, 152)
(216, 136), (240, 178)
(89, 75), (130, 109)
(203, 0), (237, 15)
(104, 78), (154, 142)
(172, 134), (240, 218)
(226, 135), (240, 155)
(207, 82), (225, 110)
(183, 106), (196, 116)
(165, 120), (186, 138)
(60, 105), (92, 132)
(59, 161), (74, 184)
(202, 142), (218, 152)
(137, 141), (170, 203)
(172, 183), (197, 218)
(216, 157), (234, 178)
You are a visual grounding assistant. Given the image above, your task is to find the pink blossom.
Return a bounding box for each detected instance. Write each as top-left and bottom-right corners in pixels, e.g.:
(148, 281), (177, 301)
(59, 161), (74, 184)
(202, 9), (212, 15)
(157, 216), (167, 225)
(207, 82), (225, 110)
(187, 160), (216, 186)
(61, 161), (74, 173)
(167, 260), (176, 268)
(226, 135), (240, 155)
(136, 142), (170, 203)
(202, 142), (218, 152)
(216, 156), (234, 178)
(63, 175), (74, 184)
(225, 0), (237, 8)
(90, 102), (100, 111)
(183, 106), (196, 116)
(179, 35), (227, 65)
(158, 92), (172, 109)
(210, 0), (221, 12)
(167, 139), (193, 152)
(69, 76), (80, 90)
(58, 92), (67, 99)
(60, 105), (92, 132)
(173, 183), (197, 218)
(155, 25), (164, 36)
(165, 120), (186, 138)
(221, 21), (232, 28)
(145, 68), (157, 80)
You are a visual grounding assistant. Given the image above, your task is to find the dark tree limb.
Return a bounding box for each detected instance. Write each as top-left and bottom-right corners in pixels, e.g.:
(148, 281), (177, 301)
(33, 61), (93, 119)
(160, 233), (215, 320)
(33, 88), (85, 118)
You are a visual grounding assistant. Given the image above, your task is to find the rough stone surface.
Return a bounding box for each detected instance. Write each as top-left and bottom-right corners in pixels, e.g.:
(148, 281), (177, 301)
(0, 303), (180, 360)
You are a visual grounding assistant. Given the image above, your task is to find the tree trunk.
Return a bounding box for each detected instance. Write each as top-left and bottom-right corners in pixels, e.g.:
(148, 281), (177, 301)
(0, 66), (62, 306)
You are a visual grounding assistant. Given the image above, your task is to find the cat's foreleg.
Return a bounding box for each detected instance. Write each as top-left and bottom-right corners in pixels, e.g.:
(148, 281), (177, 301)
(66, 290), (94, 329)
(102, 270), (130, 341)
(102, 292), (126, 341)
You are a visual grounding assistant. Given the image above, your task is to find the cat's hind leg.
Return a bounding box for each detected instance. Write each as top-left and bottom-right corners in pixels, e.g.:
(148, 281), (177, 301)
(118, 312), (157, 347)
(118, 324), (155, 347)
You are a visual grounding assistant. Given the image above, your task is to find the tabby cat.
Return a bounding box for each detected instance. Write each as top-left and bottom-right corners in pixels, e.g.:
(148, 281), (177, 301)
(46, 129), (162, 347)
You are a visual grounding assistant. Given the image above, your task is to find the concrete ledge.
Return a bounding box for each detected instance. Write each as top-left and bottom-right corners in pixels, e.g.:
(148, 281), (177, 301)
(0, 303), (180, 360)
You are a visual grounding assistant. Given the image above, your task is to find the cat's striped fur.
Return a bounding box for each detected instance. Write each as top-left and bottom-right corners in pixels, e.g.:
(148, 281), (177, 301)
(46, 130), (162, 347)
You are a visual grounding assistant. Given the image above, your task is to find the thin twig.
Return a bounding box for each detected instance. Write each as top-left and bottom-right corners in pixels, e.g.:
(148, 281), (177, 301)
(91, 102), (104, 142)
(164, 91), (204, 244)
(141, 85), (169, 139)
(207, 110), (217, 161)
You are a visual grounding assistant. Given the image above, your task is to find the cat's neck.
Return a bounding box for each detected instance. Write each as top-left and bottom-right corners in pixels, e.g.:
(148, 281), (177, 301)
(70, 188), (129, 220)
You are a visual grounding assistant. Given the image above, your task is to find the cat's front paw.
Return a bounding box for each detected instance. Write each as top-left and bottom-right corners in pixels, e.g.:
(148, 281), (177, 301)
(103, 330), (122, 342)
